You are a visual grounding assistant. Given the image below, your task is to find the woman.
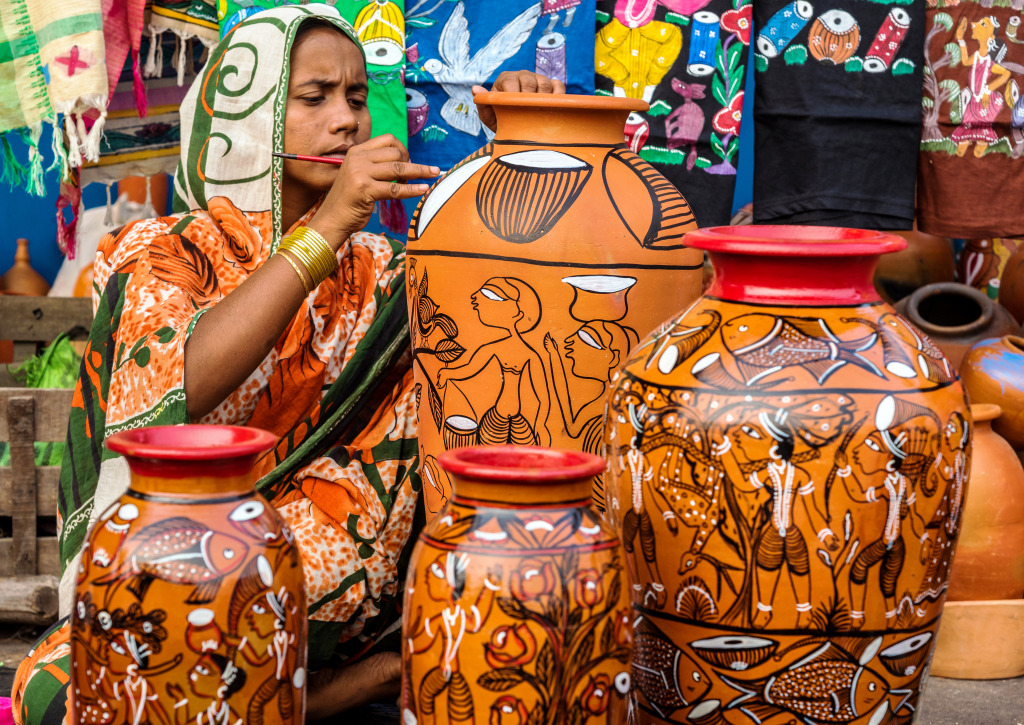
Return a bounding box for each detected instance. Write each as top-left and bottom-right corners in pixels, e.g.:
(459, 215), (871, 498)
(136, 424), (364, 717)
(13, 5), (563, 722)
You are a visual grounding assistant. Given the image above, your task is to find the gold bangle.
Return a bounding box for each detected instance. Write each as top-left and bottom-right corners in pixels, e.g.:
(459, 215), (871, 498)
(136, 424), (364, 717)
(277, 250), (311, 296)
(278, 226), (338, 288)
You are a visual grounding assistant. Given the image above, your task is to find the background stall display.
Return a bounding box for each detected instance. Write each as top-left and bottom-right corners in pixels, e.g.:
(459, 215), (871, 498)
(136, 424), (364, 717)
(595, 0), (751, 229)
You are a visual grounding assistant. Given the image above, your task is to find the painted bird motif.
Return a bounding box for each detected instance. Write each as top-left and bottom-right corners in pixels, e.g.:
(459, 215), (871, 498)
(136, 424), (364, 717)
(421, 2), (542, 138)
(723, 638), (891, 724)
(94, 517), (249, 604)
(722, 314), (883, 385)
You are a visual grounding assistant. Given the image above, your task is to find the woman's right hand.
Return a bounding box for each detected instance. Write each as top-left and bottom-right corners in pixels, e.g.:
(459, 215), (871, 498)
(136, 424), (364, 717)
(308, 134), (439, 249)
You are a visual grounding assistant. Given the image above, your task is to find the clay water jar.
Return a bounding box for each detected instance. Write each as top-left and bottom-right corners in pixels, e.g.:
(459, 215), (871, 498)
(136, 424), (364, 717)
(894, 282), (1020, 369)
(874, 225), (955, 304)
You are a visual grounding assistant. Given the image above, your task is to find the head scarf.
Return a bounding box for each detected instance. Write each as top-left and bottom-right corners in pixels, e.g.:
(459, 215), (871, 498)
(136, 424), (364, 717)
(173, 3), (363, 247)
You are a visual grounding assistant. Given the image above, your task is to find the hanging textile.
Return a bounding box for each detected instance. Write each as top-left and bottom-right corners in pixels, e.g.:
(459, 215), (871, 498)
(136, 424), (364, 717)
(101, 0), (148, 115)
(751, 0), (926, 229)
(595, 0), (751, 228)
(917, 2), (1024, 238)
(147, 0), (219, 85)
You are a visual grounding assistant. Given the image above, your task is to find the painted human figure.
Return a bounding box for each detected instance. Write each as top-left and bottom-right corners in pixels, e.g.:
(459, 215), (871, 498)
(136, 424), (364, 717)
(952, 15), (1011, 158)
(438, 278), (551, 446)
(97, 612), (177, 725)
(619, 436), (669, 608)
(406, 552), (501, 724)
(840, 396), (934, 628)
(166, 653), (247, 725)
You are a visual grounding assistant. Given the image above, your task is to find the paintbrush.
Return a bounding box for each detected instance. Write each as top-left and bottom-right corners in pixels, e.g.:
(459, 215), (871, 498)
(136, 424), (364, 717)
(273, 152), (345, 165)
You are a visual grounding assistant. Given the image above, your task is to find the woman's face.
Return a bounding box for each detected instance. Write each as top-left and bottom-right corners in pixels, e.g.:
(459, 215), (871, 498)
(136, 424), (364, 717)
(471, 284), (520, 329)
(566, 325), (615, 381)
(283, 26), (372, 200)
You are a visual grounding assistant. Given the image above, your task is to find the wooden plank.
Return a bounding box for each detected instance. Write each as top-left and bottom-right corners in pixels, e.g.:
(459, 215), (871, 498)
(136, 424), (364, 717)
(0, 389), (74, 441)
(0, 466), (60, 513)
(8, 396), (37, 576)
(0, 574), (58, 625)
(11, 342), (38, 366)
(0, 296), (92, 342)
(0, 538), (59, 578)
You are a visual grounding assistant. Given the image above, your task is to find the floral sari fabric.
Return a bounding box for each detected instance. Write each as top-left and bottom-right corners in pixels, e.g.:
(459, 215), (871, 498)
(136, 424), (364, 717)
(16, 6), (421, 724)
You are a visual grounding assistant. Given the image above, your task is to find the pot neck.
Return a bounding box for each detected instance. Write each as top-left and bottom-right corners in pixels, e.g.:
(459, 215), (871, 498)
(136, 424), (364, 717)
(127, 469), (257, 498)
(478, 92), (646, 147)
(451, 476), (593, 510)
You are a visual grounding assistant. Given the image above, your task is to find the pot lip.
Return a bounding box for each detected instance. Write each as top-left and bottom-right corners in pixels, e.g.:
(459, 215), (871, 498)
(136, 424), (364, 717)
(438, 445), (605, 483)
(904, 282), (994, 335)
(106, 425), (277, 460)
(472, 91), (648, 114)
(684, 225), (907, 256)
(970, 403), (1002, 423)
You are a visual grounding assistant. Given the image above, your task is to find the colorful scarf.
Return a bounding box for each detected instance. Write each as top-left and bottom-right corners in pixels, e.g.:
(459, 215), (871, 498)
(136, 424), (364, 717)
(53, 3), (419, 681)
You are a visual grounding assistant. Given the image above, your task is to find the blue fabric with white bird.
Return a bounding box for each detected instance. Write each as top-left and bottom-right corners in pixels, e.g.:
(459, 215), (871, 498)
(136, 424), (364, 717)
(404, 0), (596, 172)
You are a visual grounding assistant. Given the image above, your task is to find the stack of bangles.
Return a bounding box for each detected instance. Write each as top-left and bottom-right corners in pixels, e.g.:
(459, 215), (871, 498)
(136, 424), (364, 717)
(276, 226), (338, 296)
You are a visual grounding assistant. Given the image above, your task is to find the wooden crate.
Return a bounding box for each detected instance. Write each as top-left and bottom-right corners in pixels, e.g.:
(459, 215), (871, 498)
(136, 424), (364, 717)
(0, 296), (92, 386)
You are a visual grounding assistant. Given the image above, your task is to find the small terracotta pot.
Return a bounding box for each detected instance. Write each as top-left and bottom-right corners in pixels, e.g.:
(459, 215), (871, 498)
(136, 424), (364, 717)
(945, 404), (1024, 601)
(960, 335), (1024, 451)
(894, 282), (1021, 369)
(2, 238), (50, 296)
(874, 226), (955, 304)
(999, 244), (1024, 324)
(929, 599), (1024, 680)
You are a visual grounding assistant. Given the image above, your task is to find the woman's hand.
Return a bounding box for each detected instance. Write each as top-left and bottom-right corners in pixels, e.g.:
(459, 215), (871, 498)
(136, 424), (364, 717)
(308, 134), (439, 249)
(305, 651), (402, 718)
(473, 71), (566, 133)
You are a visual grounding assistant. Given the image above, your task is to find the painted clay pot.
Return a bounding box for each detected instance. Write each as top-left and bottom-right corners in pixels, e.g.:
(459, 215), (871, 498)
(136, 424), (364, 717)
(945, 404), (1024, 601)
(405, 92), (704, 517)
(958, 237), (1024, 299)
(894, 282), (1020, 370)
(872, 225), (955, 304)
(402, 446), (632, 725)
(603, 226), (971, 724)
(70, 426), (307, 725)
(960, 335), (1024, 451)
(998, 244), (1024, 324)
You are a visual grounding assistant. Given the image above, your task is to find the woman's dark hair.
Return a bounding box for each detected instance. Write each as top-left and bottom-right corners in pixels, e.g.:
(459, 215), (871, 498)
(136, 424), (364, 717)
(294, 17), (357, 45)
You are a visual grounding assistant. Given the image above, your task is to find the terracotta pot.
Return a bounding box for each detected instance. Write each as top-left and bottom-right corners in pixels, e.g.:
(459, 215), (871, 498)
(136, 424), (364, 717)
(894, 282), (1020, 370)
(402, 446), (632, 725)
(874, 225), (956, 304)
(405, 92), (704, 517)
(73, 264), (95, 298)
(70, 426), (307, 725)
(2, 238), (50, 296)
(957, 236), (1024, 299)
(960, 335), (1024, 451)
(604, 225), (971, 724)
(929, 599), (1024, 680)
(945, 404), (1024, 601)
(998, 244), (1024, 324)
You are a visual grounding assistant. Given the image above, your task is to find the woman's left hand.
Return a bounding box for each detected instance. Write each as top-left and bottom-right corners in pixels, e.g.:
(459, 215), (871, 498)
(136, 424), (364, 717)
(473, 71), (566, 133)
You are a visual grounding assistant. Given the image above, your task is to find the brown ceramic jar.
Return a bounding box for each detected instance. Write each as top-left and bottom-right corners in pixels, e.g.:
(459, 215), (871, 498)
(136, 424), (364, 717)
(894, 282), (1020, 369)
(960, 335), (1024, 451)
(874, 225), (955, 304)
(402, 446), (632, 725)
(405, 92), (704, 517)
(945, 404), (1024, 601)
(998, 244), (1024, 324)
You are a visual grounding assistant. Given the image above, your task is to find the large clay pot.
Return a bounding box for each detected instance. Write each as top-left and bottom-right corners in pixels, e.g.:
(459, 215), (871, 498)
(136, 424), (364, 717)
(894, 282), (1020, 369)
(960, 335), (1024, 451)
(2, 238), (50, 296)
(402, 446), (632, 725)
(406, 92), (704, 517)
(70, 426), (307, 725)
(874, 225), (956, 304)
(998, 244), (1024, 324)
(945, 404), (1024, 601)
(929, 599), (1024, 679)
(957, 236), (1024, 299)
(604, 226), (972, 724)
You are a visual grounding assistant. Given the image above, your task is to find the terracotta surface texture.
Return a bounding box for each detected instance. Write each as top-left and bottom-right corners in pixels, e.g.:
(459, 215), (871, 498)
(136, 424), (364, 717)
(998, 244), (1024, 325)
(930, 599), (1024, 680)
(960, 335), (1024, 451)
(604, 226), (972, 725)
(69, 426), (307, 725)
(402, 446), (632, 725)
(406, 92), (704, 518)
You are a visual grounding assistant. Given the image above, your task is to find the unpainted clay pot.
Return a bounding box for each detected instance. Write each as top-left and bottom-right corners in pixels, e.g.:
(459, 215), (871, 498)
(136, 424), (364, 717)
(944, 404), (1024, 601)
(874, 225), (956, 304)
(959, 335), (1024, 451)
(2, 238), (50, 296)
(998, 243), (1024, 324)
(894, 282), (1020, 370)
(930, 599), (1024, 680)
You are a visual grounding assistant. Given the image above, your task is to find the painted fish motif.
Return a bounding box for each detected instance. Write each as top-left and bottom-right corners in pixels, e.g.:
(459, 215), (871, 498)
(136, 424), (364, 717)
(94, 517), (249, 604)
(632, 616), (710, 717)
(722, 314), (883, 385)
(724, 638), (890, 724)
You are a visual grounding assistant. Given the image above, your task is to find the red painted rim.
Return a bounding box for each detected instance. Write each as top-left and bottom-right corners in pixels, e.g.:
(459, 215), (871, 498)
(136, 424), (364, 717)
(438, 446), (606, 483)
(685, 225), (907, 257)
(472, 91), (648, 113)
(106, 425), (277, 461)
